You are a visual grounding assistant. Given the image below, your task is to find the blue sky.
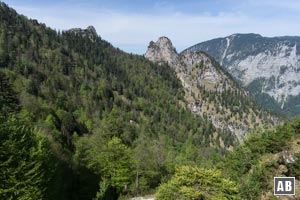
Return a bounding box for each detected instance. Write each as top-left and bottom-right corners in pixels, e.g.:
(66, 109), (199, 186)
(3, 0), (300, 54)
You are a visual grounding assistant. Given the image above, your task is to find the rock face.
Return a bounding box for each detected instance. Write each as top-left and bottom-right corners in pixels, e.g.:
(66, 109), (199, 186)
(67, 26), (98, 42)
(145, 37), (275, 143)
(185, 34), (300, 116)
(145, 37), (179, 69)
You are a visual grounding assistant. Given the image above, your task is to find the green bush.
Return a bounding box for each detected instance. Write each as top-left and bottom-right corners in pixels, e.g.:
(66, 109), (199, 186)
(156, 166), (240, 200)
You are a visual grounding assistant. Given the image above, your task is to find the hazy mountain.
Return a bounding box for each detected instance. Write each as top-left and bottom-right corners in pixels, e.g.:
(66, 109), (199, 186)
(185, 33), (300, 116)
(145, 36), (275, 142)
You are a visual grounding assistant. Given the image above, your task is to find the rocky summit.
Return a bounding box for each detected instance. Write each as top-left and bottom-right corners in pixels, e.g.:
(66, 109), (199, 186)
(67, 25), (98, 42)
(145, 36), (275, 143)
(185, 34), (300, 116)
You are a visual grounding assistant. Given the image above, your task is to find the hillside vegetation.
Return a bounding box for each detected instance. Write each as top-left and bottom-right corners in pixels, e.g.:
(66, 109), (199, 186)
(145, 37), (276, 143)
(0, 2), (292, 200)
(156, 120), (300, 199)
(0, 2), (229, 199)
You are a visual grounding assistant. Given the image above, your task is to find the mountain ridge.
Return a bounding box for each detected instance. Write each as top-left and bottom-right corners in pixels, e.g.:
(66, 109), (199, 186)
(145, 36), (275, 142)
(1, 2), (253, 198)
(0, 2), (291, 199)
(185, 33), (300, 116)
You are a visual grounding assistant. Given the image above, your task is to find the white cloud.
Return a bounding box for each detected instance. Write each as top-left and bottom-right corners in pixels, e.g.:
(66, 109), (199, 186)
(8, 2), (300, 54)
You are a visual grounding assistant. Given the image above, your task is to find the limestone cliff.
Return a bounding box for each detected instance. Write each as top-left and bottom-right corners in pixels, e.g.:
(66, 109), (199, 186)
(145, 37), (275, 143)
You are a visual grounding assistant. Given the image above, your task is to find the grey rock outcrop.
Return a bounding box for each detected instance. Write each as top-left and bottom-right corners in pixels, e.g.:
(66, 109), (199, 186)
(185, 34), (300, 116)
(67, 25), (98, 42)
(145, 37), (275, 143)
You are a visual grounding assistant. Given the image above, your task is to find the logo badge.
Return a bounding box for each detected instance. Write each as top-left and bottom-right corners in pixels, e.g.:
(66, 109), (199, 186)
(274, 177), (295, 195)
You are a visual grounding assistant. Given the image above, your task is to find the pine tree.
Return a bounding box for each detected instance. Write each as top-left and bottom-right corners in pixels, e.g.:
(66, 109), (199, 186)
(0, 72), (20, 116)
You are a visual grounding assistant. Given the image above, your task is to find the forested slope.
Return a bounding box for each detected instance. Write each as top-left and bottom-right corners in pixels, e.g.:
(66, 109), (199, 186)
(0, 2), (227, 199)
(156, 120), (300, 199)
(0, 2), (285, 200)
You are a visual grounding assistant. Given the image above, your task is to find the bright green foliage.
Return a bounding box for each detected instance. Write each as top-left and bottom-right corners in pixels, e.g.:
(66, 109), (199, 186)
(220, 120), (300, 198)
(74, 135), (134, 198)
(0, 115), (53, 200)
(0, 2), (289, 199)
(94, 137), (133, 190)
(156, 166), (240, 200)
(0, 69), (53, 199)
(0, 2), (225, 198)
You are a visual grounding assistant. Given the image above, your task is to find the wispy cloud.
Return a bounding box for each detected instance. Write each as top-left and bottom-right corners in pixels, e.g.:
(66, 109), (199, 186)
(6, 0), (300, 54)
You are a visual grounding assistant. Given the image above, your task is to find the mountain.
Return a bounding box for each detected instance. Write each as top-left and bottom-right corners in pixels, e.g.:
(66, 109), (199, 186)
(0, 2), (275, 199)
(0, 2), (207, 199)
(145, 36), (275, 142)
(185, 33), (300, 116)
(0, 2), (284, 199)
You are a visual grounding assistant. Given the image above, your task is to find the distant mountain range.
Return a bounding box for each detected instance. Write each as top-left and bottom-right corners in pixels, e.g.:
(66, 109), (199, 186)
(184, 34), (300, 116)
(145, 36), (274, 141)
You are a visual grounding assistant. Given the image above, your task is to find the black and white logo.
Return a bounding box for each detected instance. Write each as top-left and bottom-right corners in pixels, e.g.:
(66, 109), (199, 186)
(274, 177), (295, 195)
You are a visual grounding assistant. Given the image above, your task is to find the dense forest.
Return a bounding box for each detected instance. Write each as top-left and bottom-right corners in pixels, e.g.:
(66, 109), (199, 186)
(0, 2), (298, 200)
(0, 2), (224, 199)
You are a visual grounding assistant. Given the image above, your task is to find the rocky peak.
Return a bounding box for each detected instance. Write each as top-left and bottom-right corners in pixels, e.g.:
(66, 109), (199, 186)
(67, 25), (98, 42)
(145, 36), (275, 143)
(145, 36), (179, 69)
(86, 26), (97, 36)
(155, 36), (175, 49)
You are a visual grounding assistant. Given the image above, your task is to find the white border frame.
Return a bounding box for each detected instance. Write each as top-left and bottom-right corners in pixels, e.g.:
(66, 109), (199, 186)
(274, 177), (295, 196)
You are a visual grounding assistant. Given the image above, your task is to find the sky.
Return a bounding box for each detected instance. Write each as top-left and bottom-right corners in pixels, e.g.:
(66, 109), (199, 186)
(3, 0), (300, 54)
